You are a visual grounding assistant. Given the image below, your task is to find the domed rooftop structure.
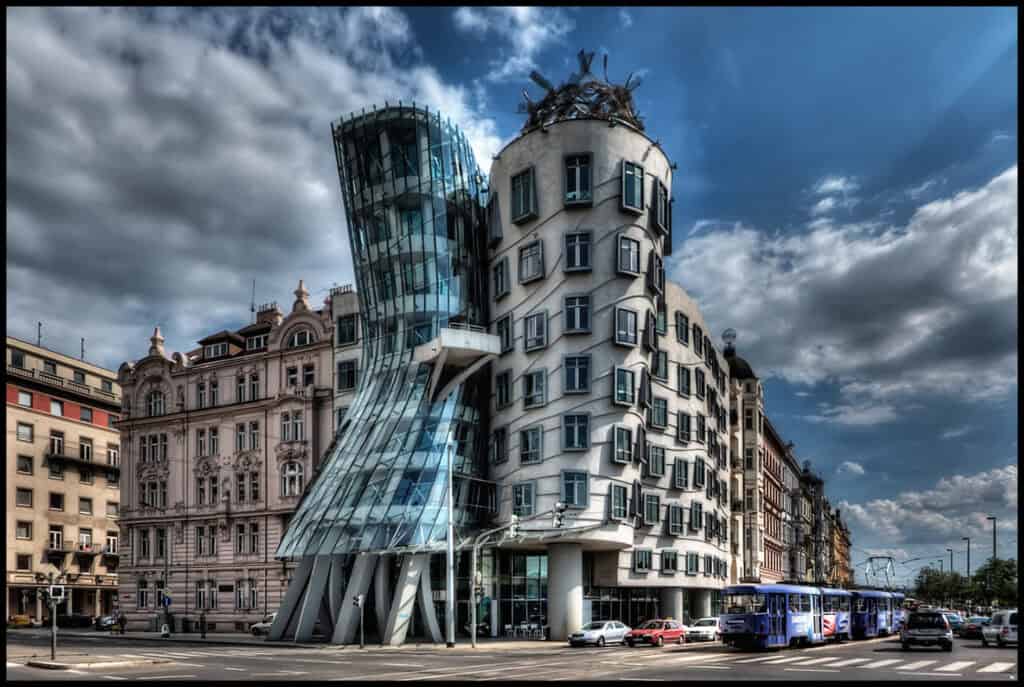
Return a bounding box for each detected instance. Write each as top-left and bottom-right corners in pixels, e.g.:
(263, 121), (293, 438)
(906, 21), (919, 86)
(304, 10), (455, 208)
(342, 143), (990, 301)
(724, 342), (757, 380)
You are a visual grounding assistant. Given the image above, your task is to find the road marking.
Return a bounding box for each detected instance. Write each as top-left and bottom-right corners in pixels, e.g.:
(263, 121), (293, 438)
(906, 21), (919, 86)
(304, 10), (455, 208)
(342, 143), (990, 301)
(898, 660), (937, 671)
(862, 659), (903, 669)
(788, 656), (846, 666)
(828, 657), (872, 667)
(137, 675), (196, 680)
(919, 672), (962, 677)
(224, 667), (247, 671)
(937, 661), (975, 672)
(784, 668), (840, 673)
(6, 663), (20, 668)
(764, 656), (810, 664)
(978, 662), (1017, 673)
(380, 663), (423, 668)
(102, 676), (127, 680)
(686, 665), (731, 670)
(734, 655), (784, 663)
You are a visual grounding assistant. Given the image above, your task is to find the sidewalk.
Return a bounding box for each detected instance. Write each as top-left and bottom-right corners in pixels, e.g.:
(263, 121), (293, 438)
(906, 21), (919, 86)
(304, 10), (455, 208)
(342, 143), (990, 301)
(26, 655), (172, 671)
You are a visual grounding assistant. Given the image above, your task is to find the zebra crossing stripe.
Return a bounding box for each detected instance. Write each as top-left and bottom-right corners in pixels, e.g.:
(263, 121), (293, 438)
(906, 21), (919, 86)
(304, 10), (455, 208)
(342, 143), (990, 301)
(734, 655), (783, 663)
(936, 662), (975, 672)
(978, 662), (1016, 673)
(862, 659), (903, 669)
(763, 656), (809, 664)
(788, 657), (844, 666)
(827, 658), (872, 667)
(897, 660), (936, 671)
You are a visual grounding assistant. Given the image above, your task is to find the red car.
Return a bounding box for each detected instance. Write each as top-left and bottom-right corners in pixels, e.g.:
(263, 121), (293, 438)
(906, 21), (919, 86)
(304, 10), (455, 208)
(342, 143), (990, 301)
(625, 619), (686, 647)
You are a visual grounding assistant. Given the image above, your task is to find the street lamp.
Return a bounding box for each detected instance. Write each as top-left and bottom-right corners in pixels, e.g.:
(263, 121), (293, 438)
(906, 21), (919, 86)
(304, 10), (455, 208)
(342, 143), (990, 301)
(947, 548), (954, 575)
(986, 515), (997, 607)
(445, 443), (455, 648)
(962, 537), (971, 579)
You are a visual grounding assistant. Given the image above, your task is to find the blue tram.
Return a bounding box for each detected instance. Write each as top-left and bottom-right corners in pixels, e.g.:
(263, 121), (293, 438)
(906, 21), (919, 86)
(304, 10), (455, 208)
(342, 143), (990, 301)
(851, 589), (895, 638)
(820, 588), (852, 642)
(891, 592), (906, 633)
(720, 584), (826, 650)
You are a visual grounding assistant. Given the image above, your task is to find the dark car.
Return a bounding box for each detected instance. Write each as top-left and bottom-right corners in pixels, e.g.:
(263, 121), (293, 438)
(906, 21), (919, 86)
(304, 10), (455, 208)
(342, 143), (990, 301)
(961, 616), (990, 640)
(94, 615), (117, 631)
(901, 611), (953, 652)
(943, 612), (965, 636)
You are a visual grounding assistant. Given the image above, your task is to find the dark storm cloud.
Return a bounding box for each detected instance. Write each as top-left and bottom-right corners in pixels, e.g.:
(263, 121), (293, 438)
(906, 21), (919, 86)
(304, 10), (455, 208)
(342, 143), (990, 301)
(5, 6), (501, 369)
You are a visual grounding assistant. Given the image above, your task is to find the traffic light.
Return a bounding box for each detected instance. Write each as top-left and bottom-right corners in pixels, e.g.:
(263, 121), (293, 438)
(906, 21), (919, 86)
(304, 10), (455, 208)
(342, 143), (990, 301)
(509, 514), (520, 538)
(353, 593), (364, 608)
(553, 501), (567, 528)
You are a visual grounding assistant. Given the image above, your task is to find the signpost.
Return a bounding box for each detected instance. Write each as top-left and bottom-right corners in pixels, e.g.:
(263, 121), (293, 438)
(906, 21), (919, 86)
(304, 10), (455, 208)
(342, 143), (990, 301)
(353, 594), (365, 649)
(45, 580), (66, 660)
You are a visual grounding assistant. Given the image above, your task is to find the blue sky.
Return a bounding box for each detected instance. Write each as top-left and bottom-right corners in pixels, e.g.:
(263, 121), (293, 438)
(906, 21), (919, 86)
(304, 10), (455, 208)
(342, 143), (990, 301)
(6, 7), (1017, 585)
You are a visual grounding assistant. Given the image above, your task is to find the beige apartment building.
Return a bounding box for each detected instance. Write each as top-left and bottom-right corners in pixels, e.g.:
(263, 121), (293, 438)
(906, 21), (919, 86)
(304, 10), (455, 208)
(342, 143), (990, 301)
(116, 281), (335, 632)
(328, 284), (361, 433)
(6, 336), (122, 623)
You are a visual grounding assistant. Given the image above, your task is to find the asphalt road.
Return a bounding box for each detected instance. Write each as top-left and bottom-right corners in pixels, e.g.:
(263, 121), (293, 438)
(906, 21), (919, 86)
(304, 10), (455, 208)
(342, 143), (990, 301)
(6, 632), (1017, 681)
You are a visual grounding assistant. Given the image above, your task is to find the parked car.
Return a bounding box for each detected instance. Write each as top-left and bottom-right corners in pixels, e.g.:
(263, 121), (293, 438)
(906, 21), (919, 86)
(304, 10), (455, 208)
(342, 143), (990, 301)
(901, 611), (953, 652)
(685, 617), (720, 642)
(625, 619), (686, 647)
(982, 609), (1018, 648)
(961, 616), (990, 640)
(942, 612), (965, 636)
(94, 615), (117, 631)
(568, 620), (631, 647)
(250, 612), (276, 636)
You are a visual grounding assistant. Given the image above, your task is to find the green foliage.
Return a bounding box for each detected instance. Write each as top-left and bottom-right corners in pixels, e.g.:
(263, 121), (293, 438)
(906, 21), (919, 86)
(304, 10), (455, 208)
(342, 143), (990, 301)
(913, 557), (1018, 608)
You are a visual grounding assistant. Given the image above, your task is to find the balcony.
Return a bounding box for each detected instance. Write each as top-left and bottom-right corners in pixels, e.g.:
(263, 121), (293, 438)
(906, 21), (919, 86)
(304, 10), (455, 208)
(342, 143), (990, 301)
(101, 546), (120, 558)
(7, 363), (120, 404)
(45, 542), (75, 558)
(75, 543), (100, 557)
(413, 324), (500, 367)
(46, 441), (121, 476)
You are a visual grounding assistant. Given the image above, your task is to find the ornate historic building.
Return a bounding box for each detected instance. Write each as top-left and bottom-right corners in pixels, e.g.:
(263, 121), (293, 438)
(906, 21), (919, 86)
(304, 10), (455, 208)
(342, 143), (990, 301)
(116, 282), (334, 631)
(328, 283), (361, 435)
(6, 336), (122, 623)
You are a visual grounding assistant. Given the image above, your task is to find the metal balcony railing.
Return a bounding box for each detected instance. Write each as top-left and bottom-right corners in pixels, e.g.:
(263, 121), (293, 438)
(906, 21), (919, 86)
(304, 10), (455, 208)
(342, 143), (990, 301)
(45, 441), (121, 474)
(7, 363), (120, 402)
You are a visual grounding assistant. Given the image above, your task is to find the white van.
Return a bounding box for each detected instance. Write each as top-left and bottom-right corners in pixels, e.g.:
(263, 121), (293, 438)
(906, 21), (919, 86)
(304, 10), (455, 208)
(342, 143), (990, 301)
(981, 609), (1017, 647)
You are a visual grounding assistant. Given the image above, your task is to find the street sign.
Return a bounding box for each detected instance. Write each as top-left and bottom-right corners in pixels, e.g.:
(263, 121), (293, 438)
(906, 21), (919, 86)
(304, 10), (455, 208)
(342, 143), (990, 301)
(48, 585), (65, 600)
(162, 595), (172, 608)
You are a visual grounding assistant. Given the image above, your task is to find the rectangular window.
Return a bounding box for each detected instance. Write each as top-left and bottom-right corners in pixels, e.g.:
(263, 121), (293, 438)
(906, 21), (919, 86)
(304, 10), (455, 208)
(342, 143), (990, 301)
(17, 454), (33, 474)
(564, 231), (592, 271)
(564, 153), (592, 205)
(614, 308), (638, 346)
(561, 470), (589, 508)
(496, 314), (514, 354)
(676, 313), (689, 344)
(646, 445), (666, 477)
(621, 161), (644, 212)
(653, 350), (668, 380)
(678, 365), (691, 397)
(210, 379), (219, 405)
(250, 472), (260, 502)
(643, 310), (658, 352)
(249, 373), (260, 400)
(249, 522), (259, 553)
(209, 427), (219, 454)
(236, 423), (246, 451)
(610, 484), (628, 519)
(614, 367), (635, 406)
(337, 360), (357, 391)
(280, 413), (291, 442)
(693, 325), (704, 356)
(51, 399), (63, 416)
(697, 414), (706, 443)
(512, 482), (535, 516)
(337, 314), (358, 345)
(79, 467), (94, 484)
(563, 414), (590, 450)
(77, 406), (93, 423)
(43, 360), (57, 375)
(694, 458), (706, 487)
(563, 355), (590, 393)
(235, 524), (246, 554)
(690, 502), (703, 532)
(669, 505), (685, 535)
(564, 295), (590, 333)
(490, 427), (508, 464)
(523, 370), (547, 409)
(674, 458), (689, 489)
(744, 407), (754, 430)
(510, 167), (537, 223)
(650, 398), (668, 429)
(524, 312), (547, 351)
(495, 370), (512, 409)
(236, 376), (246, 402)
(286, 366), (298, 387)
(617, 235), (641, 275)
(302, 364), (315, 387)
(518, 240), (544, 283)
(16, 487), (33, 507)
(246, 333), (268, 350)
(643, 494), (661, 525)
(634, 549), (652, 573)
(17, 390), (32, 406)
(613, 425), (633, 464)
(11, 350), (25, 368)
(17, 422), (33, 442)
(647, 252), (665, 296)
(695, 369), (706, 398)
(492, 256), (510, 299)
(662, 549), (678, 574)
(744, 448), (754, 470)
(520, 426), (543, 464)
(487, 192), (503, 246)
(196, 382), (207, 408)
(49, 492), (64, 511)
(16, 520), (33, 539)
(654, 181), (670, 234)
(204, 343), (228, 358)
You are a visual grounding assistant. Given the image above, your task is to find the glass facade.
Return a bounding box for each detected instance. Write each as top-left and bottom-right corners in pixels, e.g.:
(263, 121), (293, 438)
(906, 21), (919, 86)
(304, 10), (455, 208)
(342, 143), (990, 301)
(277, 106), (493, 560)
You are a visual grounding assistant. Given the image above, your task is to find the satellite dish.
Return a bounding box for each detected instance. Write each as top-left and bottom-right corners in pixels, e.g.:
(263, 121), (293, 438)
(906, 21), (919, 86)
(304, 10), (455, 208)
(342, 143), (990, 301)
(722, 328), (737, 346)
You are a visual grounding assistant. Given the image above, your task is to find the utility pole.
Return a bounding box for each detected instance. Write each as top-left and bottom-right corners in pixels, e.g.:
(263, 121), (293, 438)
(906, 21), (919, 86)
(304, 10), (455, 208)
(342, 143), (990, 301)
(947, 548), (954, 575)
(986, 515), (997, 606)
(37, 321), (42, 346)
(445, 444), (455, 648)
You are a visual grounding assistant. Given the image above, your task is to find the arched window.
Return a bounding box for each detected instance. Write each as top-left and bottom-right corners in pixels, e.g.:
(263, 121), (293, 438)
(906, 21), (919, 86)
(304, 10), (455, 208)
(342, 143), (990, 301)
(281, 462), (304, 497)
(147, 391), (165, 417)
(287, 329), (314, 348)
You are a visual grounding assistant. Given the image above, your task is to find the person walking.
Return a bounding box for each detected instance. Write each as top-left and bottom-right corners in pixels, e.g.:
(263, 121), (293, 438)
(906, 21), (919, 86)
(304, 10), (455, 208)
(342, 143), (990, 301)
(199, 611), (207, 639)
(118, 611), (127, 635)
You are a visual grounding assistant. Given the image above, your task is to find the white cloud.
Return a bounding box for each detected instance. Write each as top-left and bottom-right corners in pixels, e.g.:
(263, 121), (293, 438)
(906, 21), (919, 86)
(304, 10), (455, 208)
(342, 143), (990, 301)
(838, 463), (1018, 548)
(452, 7), (574, 82)
(811, 197), (837, 216)
(836, 461), (866, 476)
(906, 178), (939, 200)
(668, 166), (1018, 422)
(940, 425), (973, 440)
(794, 391), (811, 397)
(6, 7), (503, 369)
(618, 9), (633, 28)
(814, 175), (859, 195)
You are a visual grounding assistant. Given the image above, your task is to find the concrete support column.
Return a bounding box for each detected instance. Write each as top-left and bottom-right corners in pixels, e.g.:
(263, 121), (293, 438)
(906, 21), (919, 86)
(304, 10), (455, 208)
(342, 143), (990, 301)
(383, 553), (429, 646)
(693, 589), (712, 619)
(660, 588), (684, 624)
(331, 553), (378, 644)
(374, 554), (393, 638)
(36, 591), (43, 622)
(94, 590), (102, 617)
(547, 543), (583, 641)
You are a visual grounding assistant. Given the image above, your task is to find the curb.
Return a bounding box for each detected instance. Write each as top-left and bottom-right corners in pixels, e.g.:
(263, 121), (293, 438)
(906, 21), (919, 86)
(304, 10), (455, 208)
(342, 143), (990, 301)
(36, 631), (306, 649)
(26, 658), (172, 670)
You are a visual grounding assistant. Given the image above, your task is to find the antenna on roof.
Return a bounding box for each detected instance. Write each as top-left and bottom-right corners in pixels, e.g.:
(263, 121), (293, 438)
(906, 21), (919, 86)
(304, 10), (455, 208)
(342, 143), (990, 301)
(251, 279), (256, 323)
(37, 321), (42, 347)
(81, 338), (85, 361)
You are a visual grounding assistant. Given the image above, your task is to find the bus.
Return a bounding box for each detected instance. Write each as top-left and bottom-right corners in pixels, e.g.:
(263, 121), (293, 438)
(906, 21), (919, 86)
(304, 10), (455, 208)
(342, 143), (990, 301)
(720, 584), (826, 650)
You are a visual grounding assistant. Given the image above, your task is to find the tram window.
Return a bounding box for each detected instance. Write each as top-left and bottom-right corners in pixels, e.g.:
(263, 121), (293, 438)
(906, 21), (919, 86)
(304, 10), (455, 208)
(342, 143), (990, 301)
(800, 596), (811, 613)
(855, 598), (866, 612)
(724, 593), (767, 614)
(789, 594), (800, 612)
(841, 597), (851, 613)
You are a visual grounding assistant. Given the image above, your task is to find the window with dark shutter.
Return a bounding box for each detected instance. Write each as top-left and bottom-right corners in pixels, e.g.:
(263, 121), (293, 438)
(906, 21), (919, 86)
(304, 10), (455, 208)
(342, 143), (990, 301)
(487, 192), (503, 246)
(511, 167), (537, 223)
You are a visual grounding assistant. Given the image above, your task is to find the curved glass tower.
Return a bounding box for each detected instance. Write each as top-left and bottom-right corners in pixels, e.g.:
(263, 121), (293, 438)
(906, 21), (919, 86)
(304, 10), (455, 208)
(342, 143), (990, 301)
(279, 105), (492, 560)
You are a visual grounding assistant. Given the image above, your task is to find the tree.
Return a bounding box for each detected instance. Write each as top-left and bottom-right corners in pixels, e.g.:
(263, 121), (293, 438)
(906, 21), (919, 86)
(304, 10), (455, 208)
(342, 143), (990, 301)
(969, 558), (1018, 608)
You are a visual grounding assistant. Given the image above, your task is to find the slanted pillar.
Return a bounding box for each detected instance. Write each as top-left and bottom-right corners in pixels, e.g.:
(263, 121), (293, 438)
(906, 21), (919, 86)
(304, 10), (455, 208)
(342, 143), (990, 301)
(331, 553), (378, 644)
(374, 554), (393, 640)
(295, 556), (333, 642)
(327, 555), (346, 621)
(547, 543), (583, 641)
(383, 553), (430, 646)
(417, 556), (443, 643)
(269, 556), (315, 641)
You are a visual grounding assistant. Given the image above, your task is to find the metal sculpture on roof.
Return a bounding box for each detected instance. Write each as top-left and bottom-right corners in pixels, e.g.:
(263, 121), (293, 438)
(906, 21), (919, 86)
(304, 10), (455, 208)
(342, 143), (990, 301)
(518, 50), (645, 133)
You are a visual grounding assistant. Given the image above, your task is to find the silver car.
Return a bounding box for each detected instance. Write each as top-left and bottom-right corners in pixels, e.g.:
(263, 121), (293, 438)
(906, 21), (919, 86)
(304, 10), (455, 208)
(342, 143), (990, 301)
(568, 620), (631, 647)
(686, 617), (721, 642)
